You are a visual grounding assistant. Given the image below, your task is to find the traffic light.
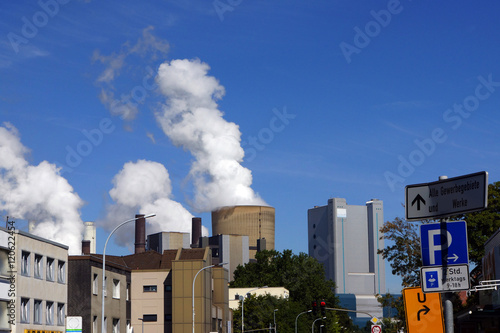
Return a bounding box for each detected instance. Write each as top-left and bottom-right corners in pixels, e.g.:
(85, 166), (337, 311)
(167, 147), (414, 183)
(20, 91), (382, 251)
(312, 301), (318, 316)
(320, 300), (326, 316)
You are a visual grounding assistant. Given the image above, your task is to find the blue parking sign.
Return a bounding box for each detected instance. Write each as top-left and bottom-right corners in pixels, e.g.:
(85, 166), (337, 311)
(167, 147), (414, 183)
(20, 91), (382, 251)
(425, 270), (439, 289)
(420, 221), (469, 267)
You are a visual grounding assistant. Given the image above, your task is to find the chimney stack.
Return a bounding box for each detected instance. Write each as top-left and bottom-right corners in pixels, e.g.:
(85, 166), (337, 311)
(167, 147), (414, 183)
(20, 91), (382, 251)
(82, 240), (91, 255)
(134, 214), (146, 254)
(191, 217), (202, 248)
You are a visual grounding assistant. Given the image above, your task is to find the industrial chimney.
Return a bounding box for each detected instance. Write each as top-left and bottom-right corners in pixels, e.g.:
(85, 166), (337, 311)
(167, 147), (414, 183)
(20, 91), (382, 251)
(134, 214), (146, 254)
(191, 217), (202, 248)
(82, 240), (91, 255)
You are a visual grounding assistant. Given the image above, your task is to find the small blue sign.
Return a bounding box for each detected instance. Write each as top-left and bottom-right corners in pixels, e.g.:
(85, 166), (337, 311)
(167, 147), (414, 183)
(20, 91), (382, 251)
(420, 221), (468, 267)
(425, 270), (439, 289)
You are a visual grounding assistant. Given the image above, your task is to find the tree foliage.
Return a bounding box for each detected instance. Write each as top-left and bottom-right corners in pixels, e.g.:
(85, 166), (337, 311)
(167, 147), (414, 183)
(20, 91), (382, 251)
(230, 249), (354, 332)
(453, 181), (500, 265)
(378, 217), (422, 287)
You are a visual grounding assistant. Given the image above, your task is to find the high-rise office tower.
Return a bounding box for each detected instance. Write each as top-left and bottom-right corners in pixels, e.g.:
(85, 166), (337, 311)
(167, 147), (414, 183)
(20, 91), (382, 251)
(308, 198), (385, 324)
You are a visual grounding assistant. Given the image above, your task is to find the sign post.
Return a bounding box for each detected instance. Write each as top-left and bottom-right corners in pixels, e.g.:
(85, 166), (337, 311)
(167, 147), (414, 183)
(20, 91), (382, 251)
(406, 172), (489, 333)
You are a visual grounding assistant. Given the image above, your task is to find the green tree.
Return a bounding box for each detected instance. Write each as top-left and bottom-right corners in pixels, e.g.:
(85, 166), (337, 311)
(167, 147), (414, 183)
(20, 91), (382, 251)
(378, 217), (421, 287)
(452, 181), (500, 265)
(230, 249), (354, 332)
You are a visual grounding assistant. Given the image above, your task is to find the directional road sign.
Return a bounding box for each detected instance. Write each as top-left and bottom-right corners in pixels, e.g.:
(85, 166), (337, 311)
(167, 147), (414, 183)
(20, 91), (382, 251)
(405, 171), (488, 221)
(403, 287), (444, 333)
(421, 264), (470, 293)
(420, 221), (469, 266)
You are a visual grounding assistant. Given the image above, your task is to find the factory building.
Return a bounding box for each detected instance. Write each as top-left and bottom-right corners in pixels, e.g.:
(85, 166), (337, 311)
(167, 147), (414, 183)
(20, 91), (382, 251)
(212, 205), (275, 260)
(308, 198), (385, 326)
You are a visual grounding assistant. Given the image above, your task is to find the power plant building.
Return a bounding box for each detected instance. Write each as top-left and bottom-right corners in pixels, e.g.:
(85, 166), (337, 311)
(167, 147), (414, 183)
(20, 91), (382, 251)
(308, 198), (385, 326)
(212, 205), (275, 259)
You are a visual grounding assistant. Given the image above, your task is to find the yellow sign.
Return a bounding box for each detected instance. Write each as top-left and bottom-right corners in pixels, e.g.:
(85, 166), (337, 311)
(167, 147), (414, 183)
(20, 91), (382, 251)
(403, 287), (444, 333)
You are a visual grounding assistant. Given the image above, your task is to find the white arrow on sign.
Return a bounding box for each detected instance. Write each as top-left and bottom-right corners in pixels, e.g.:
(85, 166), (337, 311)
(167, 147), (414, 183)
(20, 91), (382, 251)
(447, 254), (459, 263)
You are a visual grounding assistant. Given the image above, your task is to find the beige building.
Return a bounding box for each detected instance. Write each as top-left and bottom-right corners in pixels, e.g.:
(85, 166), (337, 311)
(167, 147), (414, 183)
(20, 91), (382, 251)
(0, 227), (68, 333)
(102, 247), (230, 333)
(228, 287), (289, 310)
(68, 254), (131, 333)
(212, 205), (275, 259)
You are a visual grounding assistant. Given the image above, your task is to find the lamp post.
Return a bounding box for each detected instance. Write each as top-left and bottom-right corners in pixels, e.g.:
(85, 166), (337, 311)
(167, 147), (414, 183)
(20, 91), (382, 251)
(311, 317), (325, 333)
(101, 214), (155, 333)
(241, 286), (268, 333)
(192, 262), (228, 333)
(273, 309), (278, 333)
(295, 310), (312, 333)
(138, 318), (144, 333)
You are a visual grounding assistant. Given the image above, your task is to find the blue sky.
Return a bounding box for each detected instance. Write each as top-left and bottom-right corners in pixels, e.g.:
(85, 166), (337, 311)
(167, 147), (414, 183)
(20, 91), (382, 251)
(1, 0), (500, 293)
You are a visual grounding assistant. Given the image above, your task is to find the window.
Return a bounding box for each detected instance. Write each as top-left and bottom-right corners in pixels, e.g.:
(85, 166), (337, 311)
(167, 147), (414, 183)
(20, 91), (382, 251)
(143, 285), (157, 292)
(93, 273), (98, 295)
(165, 285), (172, 292)
(113, 279), (120, 299)
(126, 283), (130, 301)
(34, 254), (43, 279)
(112, 318), (120, 333)
(21, 251), (30, 276)
(0, 249), (9, 277)
(142, 314), (157, 322)
(165, 314), (172, 322)
(0, 301), (10, 329)
(46, 257), (55, 281)
(57, 303), (65, 326)
(34, 300), (42, 324)
(57, 260), (66, 283)
(20, 298), (30, 323)
(93, 316), (98, 333)
(46, 301), (54, 325)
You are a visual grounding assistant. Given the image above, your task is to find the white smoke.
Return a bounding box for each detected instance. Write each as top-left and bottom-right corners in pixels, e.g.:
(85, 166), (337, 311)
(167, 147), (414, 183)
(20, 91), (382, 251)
(155, 58), (267, 212)
(102, 159), (202, 246)
(93, 26), (169, 121)
(0, 123), (84, 254)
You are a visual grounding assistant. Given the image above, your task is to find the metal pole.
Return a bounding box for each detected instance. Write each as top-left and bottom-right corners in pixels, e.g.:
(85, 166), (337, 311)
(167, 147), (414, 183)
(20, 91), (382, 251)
(273, 309), (278, 333)
(101, 214), (155, 333)
(242, 286), (268, 333)
(438, 175), (453, 333)
(138, 318), (144, 333)
(242, 295), (245, 333)
(295, 310), (312, 333)
(192, 262), (228, 333)
(311, 317), (325, 333)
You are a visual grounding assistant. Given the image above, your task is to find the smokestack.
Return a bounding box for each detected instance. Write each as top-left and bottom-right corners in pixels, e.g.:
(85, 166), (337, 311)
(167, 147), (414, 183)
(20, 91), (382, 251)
(28, 220), (36, 233)
(82, 240), (91, 255)
(192, 217), (202, 248)
(134, 214), (146, 254)
(84, 221), (96, 254)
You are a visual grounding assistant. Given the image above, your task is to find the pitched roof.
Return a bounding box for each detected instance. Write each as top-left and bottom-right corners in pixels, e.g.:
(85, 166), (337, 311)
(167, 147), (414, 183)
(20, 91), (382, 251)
(73, 248), (208, 271)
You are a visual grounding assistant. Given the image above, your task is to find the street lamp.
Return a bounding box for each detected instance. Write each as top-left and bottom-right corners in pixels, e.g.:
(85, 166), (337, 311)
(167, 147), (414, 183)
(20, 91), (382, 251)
(295, 310), (312, 333)
(273, 309), (278, 333)
(192, 262), (228, 333)
(101, 214), (155, 333)
(138, 318), (144, 333)
(311, 317), (326, 333)
(241, 286), (268, 333)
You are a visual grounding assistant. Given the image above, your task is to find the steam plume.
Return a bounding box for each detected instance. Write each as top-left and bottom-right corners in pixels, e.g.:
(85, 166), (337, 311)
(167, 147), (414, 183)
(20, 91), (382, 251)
(102, 159), (203, 246)
(0, 123), (84, 254)
(155, 58), (267, 212)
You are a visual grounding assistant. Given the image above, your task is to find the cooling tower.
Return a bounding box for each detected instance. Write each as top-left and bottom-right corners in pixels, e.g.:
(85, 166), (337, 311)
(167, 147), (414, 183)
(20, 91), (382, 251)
(211, 205), (275, 259)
